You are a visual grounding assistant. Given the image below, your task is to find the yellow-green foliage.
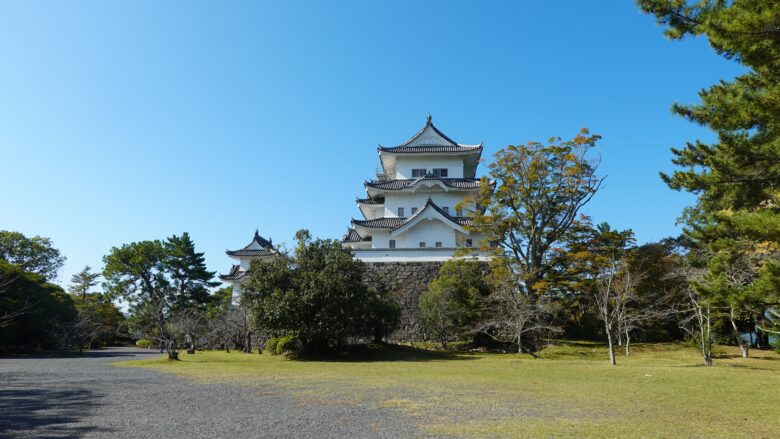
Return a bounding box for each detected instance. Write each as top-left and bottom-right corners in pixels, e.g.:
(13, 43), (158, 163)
(118, 342), (780, 438)
(275, 335), (298, 356)
(135, 339), (152, 349)
(265, 337), (279, 355)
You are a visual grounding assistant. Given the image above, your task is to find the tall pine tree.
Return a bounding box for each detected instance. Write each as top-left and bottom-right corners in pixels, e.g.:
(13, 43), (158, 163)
(639, 0), (780, 344)
(164, 232), (219, 310)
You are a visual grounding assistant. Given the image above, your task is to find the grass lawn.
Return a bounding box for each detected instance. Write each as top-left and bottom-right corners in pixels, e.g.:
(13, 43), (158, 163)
(117, 342), (780, 438)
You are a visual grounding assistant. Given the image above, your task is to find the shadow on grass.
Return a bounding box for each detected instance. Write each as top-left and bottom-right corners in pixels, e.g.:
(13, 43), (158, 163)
(0, 386), (113, 438)
(294, 343), (478, 363)
(0, 347), (160, 360)
(714, 352), (780, 361)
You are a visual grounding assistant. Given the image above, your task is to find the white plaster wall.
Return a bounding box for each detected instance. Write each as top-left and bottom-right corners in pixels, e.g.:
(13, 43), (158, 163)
(383, 192), (475, 217)
(395, 156), (464, 179)
(394, 219), (457, 248)
(360, 204), (383, 220)
(369, 230), (391, 248)
(231, 281), (243, 306)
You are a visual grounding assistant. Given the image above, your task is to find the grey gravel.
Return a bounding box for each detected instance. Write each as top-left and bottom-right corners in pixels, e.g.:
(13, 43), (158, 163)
(0, 348), (423, 438)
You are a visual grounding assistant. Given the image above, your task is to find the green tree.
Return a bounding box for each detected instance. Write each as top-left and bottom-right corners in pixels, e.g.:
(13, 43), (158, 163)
(0, 231), (66, 280)
(68, 265), (101, 305)
(419, 259), (488, 348)
(639, 0), (780, 344)
(164, 232), (219, 310)
(73, 293), (127, 348)
(207, 285), (234, 315)
(103, 240), (169, 310)
(244, 229), (398, 353)
(467, 129), (604, 350)
(566, 223), (637, 364)
(0, 260), (78, 353)
(102, 233), (216, 359)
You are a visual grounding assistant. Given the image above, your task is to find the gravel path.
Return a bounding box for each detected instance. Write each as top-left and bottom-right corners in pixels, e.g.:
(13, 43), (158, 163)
(0, 348), (422, 438)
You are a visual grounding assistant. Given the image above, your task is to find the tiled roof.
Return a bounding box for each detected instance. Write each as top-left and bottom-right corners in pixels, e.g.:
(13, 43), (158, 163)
(351, 199), (474, 231)
(379, 144), (482, 153)
(249, 230), (272, 248)
(351, 217), (406, 229)
(378, 114), (483, 153)
(342, 228), (372, 243)
(403, 197), (474, 228)
(225, 249), (275, 257)
(365, 177), (482, 191)
(226, 230), (275, 256)
(219, 264), (247, 281)
(356, 197), (384, 205)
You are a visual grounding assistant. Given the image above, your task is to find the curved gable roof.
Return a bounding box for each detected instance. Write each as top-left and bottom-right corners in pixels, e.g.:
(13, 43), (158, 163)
(226, 230), (274, 256)
(351, 198), (473, 235)
(377, 114), (482, 153)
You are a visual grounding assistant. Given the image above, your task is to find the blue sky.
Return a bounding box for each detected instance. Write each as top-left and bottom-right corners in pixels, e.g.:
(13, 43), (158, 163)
(0, 1), (744, 287)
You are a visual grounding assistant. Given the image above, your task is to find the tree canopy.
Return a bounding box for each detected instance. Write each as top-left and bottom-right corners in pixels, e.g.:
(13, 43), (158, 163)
(102, 233), (217, 358)
(639, 0), (780, 338)
(243, 230), (398, 353)
(0, 230), (66, 281)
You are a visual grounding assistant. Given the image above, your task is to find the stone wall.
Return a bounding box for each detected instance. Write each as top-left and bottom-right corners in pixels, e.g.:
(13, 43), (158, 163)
(363, 261), (443, 342)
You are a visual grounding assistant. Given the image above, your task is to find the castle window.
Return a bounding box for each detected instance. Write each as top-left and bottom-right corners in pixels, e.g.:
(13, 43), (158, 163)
(412, 169), (427, 178)
(432, 168), (448, 177)
(456, 207), (463, 216)
(389, 240), (396, 249)
(442, 206), (449, 214)
(398, 207), (404, 217)
(419, 242), (426, 248)
(411, 207), (418, 215)
(435, 242), (442, 248)
(465, 239), (473, 247)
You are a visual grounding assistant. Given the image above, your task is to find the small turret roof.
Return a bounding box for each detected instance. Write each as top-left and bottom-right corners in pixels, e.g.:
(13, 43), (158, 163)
(356, 197), (384, 205)
(219, 264), (247, 281)
(342, 228), (372, 243)
(226, 230), (274, 257)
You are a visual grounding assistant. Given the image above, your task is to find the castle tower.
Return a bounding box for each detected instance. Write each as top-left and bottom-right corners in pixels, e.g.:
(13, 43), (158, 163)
(342, 115), (491, 262)
(219, 230), (275, 305)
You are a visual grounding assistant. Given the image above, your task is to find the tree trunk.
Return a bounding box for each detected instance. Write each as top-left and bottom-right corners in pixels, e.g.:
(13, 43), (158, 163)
(729, 308), (749, 358)
(605, 323), (616, 366)
(700, 307), (713, 366)
(624, 328), (631, 357)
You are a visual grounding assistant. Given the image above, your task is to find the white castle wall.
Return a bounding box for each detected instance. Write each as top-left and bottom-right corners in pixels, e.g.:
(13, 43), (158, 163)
(383, 192), (472, 218)
(395, 157), (464, 179)
(394, 219), (458, 248)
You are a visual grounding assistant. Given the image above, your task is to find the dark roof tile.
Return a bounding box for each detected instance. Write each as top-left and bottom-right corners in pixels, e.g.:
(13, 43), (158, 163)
(351, 198), (474, 231)
(219, 264), (247, 281)
(342, 228), (372, 243)
(377, 114), (482, 153)
(225, 249), (275, 257)
(356, 197), (383, 205)
(365, 177), (482, 191)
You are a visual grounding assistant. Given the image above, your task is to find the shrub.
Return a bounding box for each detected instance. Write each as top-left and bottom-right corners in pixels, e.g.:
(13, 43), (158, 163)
(136, 339), (153, 349)
(244, 230), (381, 353)
(419, 259), (488, 348)
(275, 335), (299, 357)
(266, 337), (279, 355)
